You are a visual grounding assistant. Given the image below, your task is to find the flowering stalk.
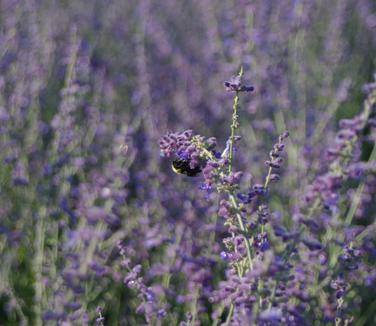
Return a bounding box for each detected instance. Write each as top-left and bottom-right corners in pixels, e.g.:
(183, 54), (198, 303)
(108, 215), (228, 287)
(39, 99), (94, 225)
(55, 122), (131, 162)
(225, 67), (255, 273)
(228, 67), (243, 174)
(225, 67), (256, 273)
(193, 134), (255, 273)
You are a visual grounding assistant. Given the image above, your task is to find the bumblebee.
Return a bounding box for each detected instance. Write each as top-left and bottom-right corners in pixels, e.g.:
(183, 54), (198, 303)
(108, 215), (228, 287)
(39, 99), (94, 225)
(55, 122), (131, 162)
(172, 159), (202, 177)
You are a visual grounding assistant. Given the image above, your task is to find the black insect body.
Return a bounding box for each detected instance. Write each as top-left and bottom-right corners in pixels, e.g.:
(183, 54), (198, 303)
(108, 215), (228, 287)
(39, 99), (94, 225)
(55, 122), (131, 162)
(172, 159), (202, 177)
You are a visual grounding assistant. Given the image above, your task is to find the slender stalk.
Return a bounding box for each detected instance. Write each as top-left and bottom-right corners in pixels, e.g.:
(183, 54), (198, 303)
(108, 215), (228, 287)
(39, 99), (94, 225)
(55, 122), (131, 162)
(264, 167), (273, 189)
(223, 67), (258, 324)
(190, 288), (200, 326)
(162, 227), (183, 288)
(226, 67), (254, 270)
(34, 207), (46, 326)
(228, 91), (240, 174)
(345, 143), (376, 226)
(211, 304), (224, 326)
(224, 304), (234, 326)
(228, 66), (243, 174)
(229, 194), (254, 271)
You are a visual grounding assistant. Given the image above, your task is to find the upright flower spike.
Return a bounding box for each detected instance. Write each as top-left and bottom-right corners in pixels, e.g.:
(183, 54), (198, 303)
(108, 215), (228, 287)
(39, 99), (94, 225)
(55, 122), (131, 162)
(227, 67), (255, 174)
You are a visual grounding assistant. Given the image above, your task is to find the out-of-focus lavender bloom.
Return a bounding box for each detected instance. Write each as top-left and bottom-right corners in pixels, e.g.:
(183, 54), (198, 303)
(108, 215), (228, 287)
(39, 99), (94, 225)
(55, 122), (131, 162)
(259, 308), (282, 322)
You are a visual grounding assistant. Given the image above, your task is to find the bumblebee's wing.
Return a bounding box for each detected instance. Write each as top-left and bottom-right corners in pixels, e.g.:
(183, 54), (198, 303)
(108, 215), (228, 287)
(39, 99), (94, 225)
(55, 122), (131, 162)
(172, 159), (188, 175)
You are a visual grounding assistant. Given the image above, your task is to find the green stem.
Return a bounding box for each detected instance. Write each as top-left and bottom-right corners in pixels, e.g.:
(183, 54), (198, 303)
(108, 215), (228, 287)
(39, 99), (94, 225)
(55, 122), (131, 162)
(34, 207), (46, 326)
(264, 167), (273, 189)
(229, 194), (254, 271)
(345, 142), (376, 226)
(228, 91), (239, 174)
(190, 288), (200, 326)
(228, 66), (243, 174)
(162, 228), (183, 288)
(211, 305), (224, 326)
(224, 304), (234, 326)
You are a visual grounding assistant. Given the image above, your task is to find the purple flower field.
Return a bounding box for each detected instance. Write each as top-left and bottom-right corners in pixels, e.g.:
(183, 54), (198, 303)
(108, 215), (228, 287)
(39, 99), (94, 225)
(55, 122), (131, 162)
(0, 1), (375, 325)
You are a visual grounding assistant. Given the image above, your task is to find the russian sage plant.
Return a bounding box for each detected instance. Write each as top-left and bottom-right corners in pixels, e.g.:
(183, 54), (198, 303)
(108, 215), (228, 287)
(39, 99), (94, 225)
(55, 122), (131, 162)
(156, 70), (376, 325)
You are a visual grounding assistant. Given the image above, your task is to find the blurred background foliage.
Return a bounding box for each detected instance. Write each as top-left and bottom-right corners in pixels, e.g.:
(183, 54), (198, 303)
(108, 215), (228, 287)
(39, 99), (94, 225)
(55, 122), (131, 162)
(0, 0), (375, 325)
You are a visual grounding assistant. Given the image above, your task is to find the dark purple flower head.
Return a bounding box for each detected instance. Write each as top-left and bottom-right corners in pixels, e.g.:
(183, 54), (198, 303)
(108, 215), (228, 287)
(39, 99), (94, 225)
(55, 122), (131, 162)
(302, 236), (323, 251)
(177, 150), (190, 161)
(258, 205), (269, 225)
(253, 183), (265, 195)
(270, 173), (280, 182)
(362, 80), (376, 94)
(339, 117), (364, 132)
(224, 75), (254, 92)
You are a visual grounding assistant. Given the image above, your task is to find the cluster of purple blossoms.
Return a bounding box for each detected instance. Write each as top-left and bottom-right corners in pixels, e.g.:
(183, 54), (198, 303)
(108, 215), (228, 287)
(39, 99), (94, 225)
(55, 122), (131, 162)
(159, 129), (218, 170)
